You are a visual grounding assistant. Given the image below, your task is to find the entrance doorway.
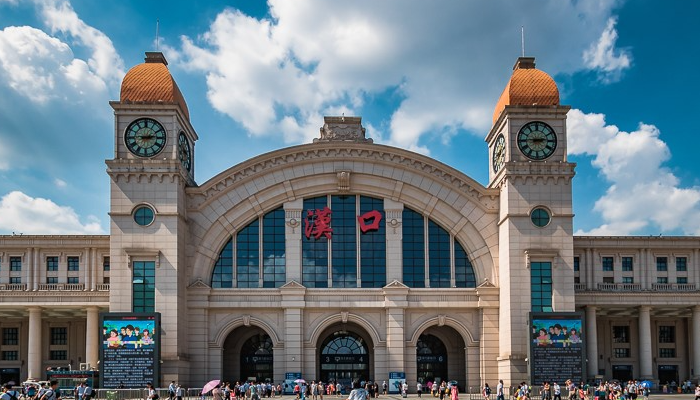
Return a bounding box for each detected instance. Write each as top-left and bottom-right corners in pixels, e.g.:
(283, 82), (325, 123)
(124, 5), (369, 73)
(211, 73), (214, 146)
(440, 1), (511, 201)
(320, 330), (370, 387)
(223, 327), (274, 383)
(611, 365), (633, 382)
(658, 365), (679, 388)
(417, 334), (447, 385)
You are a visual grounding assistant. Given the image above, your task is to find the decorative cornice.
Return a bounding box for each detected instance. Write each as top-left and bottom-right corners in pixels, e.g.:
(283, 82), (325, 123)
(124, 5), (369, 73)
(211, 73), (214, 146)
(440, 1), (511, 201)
(188, 143), (498, 212)
(187, 278), (211, 289)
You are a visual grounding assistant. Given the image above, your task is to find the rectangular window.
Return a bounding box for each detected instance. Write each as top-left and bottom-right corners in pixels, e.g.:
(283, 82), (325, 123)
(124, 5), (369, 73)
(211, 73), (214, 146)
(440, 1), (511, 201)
(9, 277), (21, 284)
(603, 277), (614, 283)
(574, 276), (580, 284)
(428, 220), (451, 288)
(67, 277), (79, 284)
(103, 277), (110, 284)
(302, 196), (329, 288)
(330, 195), (358, 288)
(9, 256), (21, 271)
(67, 256), (79, 271)
(659, 326), (675, 343)
(676, 257), (687, 272)
(657, 277), (668, 284)
(49, 350), (67, 360)
(132, 260), (156, 313)
(622, 277), (634, 284)
(359, 196), (386, 289)
(2, 328), (18, 345)
(46, 277), (58, 284)
(659, 348), (676, 358)
(622, 257), (633, 271)
(602, 256), (614, 271)
(236, 219), (260, 289)
(657, 257), (668, 271)
(50, 327), (67, 345)
(677, 277), (688, 284)
(614, 348), (630, 358)
(530, 261), (553, 312)
(613, 326), (630, 343)
(46, 256), (59, 271)
(1, 351), (17, 361)
(103, 256), (110, 271)
(573, 256), (580, 272)
(402, 208), (425, 288)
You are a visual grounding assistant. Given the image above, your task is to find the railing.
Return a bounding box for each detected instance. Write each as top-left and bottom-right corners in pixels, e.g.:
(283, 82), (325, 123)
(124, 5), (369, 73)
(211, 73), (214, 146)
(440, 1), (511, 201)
(574, 283), (587, 291)
(652, 283), (696, 291)
(0, 283), (27, 291)
(597, 282), (642, 291)
(97, 283), (111, 291)
(38, 283), (86, 291)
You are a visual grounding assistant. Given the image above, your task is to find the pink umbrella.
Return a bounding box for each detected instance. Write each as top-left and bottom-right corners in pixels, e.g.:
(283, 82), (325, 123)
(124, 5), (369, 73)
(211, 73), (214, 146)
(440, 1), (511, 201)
(202, 379), (221, 394)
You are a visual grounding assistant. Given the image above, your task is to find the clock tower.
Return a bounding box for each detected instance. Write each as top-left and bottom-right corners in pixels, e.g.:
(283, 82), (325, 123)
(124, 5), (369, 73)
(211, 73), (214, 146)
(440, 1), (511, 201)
(106, 51), (197, 381)
(485, 57), (576, 383)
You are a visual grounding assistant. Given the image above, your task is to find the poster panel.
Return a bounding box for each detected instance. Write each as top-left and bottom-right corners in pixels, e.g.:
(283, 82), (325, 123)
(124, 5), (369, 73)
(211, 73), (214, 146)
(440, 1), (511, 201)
(529, 312), (585, 385)
(99, 312), (161, 389)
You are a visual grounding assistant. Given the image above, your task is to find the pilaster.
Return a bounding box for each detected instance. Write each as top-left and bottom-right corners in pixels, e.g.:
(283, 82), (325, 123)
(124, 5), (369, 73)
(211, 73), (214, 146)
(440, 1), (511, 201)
(27, 307), (42, 379)
(638, 305), (653, 379)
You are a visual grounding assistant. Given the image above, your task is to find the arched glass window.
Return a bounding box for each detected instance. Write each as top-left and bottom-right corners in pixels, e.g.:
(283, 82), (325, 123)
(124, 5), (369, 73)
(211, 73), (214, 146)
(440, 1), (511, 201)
(211, 207), (286, 288)
(302, 195), (386, 288)
(402, 207), (477, 288)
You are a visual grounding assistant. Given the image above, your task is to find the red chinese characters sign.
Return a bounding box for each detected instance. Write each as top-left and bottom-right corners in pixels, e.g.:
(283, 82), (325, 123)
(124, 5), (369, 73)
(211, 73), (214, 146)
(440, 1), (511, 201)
(357, 210), (382, 233)
(304, 208), (383, 240)
(305, 207), (333, 240)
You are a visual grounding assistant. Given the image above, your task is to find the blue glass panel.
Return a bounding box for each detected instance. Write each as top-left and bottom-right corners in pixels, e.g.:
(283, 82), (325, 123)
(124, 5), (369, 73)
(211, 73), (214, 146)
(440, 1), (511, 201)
(262, 207), (286, 288)
(237, 220), (260, 288)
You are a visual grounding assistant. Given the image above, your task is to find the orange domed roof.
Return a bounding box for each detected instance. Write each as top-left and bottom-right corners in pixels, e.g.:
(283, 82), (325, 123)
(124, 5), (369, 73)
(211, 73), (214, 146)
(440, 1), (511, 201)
(492, 57), (559, 123)
(120, 52), (190, 120)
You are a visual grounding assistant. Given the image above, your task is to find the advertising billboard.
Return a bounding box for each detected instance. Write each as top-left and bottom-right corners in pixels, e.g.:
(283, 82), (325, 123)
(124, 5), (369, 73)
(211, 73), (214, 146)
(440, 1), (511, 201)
(99, 312), (161, 388)
(529, 312), (585, 385)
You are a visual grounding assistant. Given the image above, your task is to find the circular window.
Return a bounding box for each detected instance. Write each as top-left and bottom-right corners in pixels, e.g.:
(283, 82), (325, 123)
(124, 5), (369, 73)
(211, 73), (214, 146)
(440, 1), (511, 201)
(530, 207), (551, 227)
(133, 205), (155, 226)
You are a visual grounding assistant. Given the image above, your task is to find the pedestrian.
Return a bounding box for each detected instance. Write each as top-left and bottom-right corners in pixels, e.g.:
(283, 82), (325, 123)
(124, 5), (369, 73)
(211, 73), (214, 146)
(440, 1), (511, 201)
(496, 380), (504, 400)
(417, 382), (423, 398)
(482, 384), (491, 400)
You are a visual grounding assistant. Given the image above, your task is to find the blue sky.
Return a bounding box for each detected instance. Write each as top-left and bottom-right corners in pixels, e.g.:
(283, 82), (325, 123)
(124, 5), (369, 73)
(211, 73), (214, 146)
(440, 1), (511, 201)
(0, 0), (698, 236)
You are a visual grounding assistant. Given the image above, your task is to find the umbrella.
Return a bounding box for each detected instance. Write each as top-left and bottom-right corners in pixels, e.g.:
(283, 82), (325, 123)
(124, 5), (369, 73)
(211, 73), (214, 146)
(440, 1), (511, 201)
(640, 381), (653, 389)
(202, 379), (221, 394)
(295, 379), (306, 384)
(448, 381), (458, 386)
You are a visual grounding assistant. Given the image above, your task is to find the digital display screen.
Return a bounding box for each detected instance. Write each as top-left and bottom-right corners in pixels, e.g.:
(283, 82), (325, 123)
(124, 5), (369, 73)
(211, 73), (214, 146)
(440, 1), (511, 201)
(529, 312), (585, 385)
(99, 312), (160, 389)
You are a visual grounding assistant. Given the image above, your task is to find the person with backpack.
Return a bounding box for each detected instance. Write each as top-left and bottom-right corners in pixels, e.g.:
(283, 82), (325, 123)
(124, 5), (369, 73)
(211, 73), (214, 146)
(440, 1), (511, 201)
(1, 384), (19, 400)
(346, 381), (368, 400)
(38, 381), (59, 400)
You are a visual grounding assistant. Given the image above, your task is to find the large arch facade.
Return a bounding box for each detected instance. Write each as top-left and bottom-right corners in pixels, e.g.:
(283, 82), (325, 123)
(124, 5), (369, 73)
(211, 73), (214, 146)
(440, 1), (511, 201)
(184, 142), (501, 388)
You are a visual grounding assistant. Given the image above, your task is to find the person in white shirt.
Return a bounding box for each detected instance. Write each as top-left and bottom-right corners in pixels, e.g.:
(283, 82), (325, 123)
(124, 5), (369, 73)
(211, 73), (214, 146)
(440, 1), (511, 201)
(496, 381), (504, 400)
(416, 382), (423, 398)
(1, 384), (20, 400)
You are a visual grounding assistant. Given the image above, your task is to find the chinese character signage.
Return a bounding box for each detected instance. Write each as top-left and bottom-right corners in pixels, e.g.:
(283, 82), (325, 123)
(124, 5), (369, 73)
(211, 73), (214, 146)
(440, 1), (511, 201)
(305, 207), (333, 239)
(357, 210), (382, 233)
(303, 208), (385, 240)
(99, 312), (160, 388)
(529, 312), (585, 385)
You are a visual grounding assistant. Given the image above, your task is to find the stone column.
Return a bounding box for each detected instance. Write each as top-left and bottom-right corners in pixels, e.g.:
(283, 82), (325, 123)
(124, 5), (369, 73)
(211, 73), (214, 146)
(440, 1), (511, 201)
(85, 248), (91, 290)
(586, 248), (594, 290)
(25, 248), (33, 290)
(284, 199), (303, 283)
(86, 306), (100, 368)
(33, 248), (39, 291)
(384, 283), (408, 381)
(693, 306), (700, 379)
(27, 307), (42, 379)
(384, 199), (404, 284)
(585, 306), (599, 378)
(638, 306), (653, 379)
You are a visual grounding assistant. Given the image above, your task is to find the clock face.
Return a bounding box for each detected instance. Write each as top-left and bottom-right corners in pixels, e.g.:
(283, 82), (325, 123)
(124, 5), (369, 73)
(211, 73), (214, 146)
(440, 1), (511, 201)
(178, 132), (192, 172)
(492, 134), (506, 173)
(124, 118), (167, 157)
(517, 121), (557, 160)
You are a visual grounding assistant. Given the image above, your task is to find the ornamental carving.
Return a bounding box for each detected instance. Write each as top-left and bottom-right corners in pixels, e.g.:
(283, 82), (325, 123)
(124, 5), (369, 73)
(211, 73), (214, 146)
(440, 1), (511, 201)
(314, 116), (372, 143)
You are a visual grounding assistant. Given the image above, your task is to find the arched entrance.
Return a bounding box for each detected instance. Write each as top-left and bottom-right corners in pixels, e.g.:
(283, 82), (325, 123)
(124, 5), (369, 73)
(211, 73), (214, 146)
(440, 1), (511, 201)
(416, 326), (466, 389)
(318, 324), (373, 387)
(223, 327), (274, 383)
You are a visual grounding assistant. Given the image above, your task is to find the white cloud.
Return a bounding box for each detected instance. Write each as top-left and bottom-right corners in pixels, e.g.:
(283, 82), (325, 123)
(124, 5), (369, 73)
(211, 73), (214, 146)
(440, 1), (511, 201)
(568, 109), (700, 235)
(177, 1), (624, 149)
(583, 17), (632, 83)
(54, 178), (67, 188)
(0, 0), (124, 105)
(0, 25), (108, 104)
(0, 191), (104, 235)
